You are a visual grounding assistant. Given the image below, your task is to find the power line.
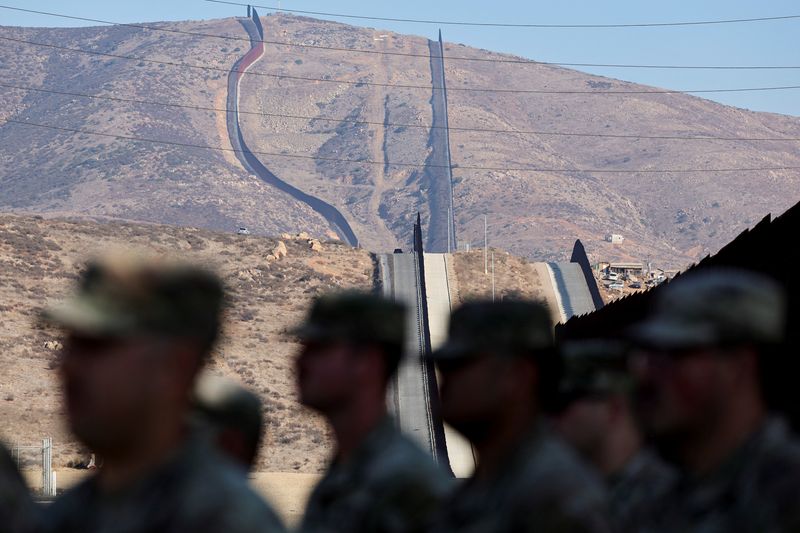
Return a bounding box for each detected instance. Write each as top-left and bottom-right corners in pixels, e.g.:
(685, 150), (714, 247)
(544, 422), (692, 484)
(3, 118), (800, 174)
(3, 5), (800, 70)
(206, 0), (800, 29)
(5, 82), (800, 143)
(4, 35), (800, 95)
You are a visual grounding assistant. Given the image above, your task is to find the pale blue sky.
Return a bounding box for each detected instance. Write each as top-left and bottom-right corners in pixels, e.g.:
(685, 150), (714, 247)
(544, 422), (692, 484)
(2, 0), (799, 116)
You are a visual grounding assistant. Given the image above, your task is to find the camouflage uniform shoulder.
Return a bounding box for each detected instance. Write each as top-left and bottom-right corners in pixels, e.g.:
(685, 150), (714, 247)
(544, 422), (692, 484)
(177, 440), (285, 533)
(640, 418), (800, 533)
(515, 431), (611, 529)
(44, 436), (285, 533)
(742, 418), (800, 530)
(360, 420), (450, 489)
(608, 449), (676, 533)
(301, 418), (451, 533)
(438, 428), (611, 533)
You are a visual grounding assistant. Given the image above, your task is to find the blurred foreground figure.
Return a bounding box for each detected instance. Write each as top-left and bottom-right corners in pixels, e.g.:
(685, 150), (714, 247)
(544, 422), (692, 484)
(193, 373), (263, 471)
(430, 300), (611, 533)
(0, 442), (37, 533)
(42, 257), (285, 533)
(630, 269), (800, 532)
(294, 292), (451, 533)
(554, 340), (674, 531)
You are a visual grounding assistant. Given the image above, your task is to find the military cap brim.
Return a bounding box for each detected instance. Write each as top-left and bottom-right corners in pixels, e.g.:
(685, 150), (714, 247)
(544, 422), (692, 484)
(41, 297), (137, 337)
(627, 318), (718, 350)
(290, 291), (407, 346)
(289, 322), (341, 342)
(428, 340), (478, 361)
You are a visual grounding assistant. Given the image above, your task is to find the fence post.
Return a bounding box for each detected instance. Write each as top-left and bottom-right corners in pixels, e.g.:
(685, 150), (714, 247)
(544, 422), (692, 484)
(41, 437), (53, 497)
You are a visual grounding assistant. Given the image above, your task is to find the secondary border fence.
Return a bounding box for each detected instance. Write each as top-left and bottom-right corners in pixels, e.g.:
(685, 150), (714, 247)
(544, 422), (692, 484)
(557, 198), (800, 430)
(413, 213), (451, 470)
(11, 437), (56, 497)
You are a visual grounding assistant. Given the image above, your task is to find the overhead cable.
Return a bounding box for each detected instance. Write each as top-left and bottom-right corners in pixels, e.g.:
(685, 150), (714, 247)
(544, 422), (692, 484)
(4, 118), (800, 174)
(4, 82), (800, 143)
(2, 5), (800, 69)
(3, 35), (800, 95)
(206, 0), (800, 29)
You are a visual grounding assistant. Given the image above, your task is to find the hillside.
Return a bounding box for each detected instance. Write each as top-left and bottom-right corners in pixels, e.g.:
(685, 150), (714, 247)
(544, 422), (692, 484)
(2, 14), (800, 267)
(0, 214), (373, 472)
(0, 214), (564, 474)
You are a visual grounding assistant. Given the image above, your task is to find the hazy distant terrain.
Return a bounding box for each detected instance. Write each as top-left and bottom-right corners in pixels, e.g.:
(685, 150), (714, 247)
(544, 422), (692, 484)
(2, 14), (800, 267)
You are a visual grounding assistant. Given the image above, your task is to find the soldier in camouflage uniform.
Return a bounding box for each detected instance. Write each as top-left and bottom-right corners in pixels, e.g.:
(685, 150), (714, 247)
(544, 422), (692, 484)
(293, 292), (451, 533)
(429, 300), (612, 533)
(629, 268), (800, 532)
(192, 373), (264, 471)
(40, 257), (285, 533)
(0, 442), (37, 533)
(553, 339), (675, 532)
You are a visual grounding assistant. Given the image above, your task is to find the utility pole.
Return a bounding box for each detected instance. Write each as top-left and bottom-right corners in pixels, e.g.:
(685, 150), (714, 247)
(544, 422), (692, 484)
(491, 252), (496, 301)
(484, 215), (488, 275)
(447, 207), (452, 253)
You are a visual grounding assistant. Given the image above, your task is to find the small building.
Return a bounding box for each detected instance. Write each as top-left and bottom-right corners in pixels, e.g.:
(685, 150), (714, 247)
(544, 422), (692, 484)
(606, 234), (625, 244)
(609, 262), (644, 278)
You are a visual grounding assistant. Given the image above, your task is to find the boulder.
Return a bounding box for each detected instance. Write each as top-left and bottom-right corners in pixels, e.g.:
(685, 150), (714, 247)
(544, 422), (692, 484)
(272, 241), (288, 260)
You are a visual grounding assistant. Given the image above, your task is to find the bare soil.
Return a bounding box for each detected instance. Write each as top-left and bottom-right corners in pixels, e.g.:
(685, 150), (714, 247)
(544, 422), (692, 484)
(0, 214), (374, 473)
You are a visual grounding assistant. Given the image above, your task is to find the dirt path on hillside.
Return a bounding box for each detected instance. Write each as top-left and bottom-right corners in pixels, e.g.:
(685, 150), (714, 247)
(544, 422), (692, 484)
(366, 31), (398, 248)
(214, 84), (243, 170)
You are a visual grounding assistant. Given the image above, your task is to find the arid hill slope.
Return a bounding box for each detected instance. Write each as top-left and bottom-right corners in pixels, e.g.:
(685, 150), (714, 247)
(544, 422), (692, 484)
(0, 214), (373, 473)
(0, 214), (562, 473)
(2, 14), (800, 266)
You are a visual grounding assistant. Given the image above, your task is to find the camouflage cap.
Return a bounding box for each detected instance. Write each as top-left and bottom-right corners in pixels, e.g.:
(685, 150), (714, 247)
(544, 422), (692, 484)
(559, 339), (631, 397)
(629, 268), (786, 350)
(42, 256), (224, 339)
(431, 299), (553, 360)
(291, 291), (406, 346)
(192, 373), (263, 444)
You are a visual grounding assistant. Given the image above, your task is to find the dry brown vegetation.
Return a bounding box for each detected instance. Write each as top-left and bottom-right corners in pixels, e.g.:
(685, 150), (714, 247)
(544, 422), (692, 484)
(450, 250), (546, 303)
(0, 214), (374, 473)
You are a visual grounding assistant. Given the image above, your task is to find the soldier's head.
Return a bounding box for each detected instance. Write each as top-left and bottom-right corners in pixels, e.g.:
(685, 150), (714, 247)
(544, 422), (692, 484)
(552, 339), (636, 470)
(431, 300), (558, 442)
(293, 292), (406, 414)
(43, 256), (223, 456)
(192, 374), (263, 470)
(629, 268), (785, 446)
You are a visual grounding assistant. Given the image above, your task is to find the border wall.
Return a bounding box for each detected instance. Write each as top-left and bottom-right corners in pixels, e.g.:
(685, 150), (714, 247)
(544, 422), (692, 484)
(413, 214), (451, 469)
(225, 15), (359, 246)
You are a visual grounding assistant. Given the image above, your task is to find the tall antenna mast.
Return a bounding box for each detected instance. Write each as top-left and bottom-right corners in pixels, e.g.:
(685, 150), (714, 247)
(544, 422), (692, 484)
(484, 215), (488, 275)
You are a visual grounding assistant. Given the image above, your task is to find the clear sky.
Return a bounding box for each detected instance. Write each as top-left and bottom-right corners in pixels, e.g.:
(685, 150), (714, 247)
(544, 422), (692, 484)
(2, 0), (799, 116)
